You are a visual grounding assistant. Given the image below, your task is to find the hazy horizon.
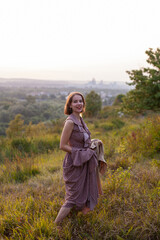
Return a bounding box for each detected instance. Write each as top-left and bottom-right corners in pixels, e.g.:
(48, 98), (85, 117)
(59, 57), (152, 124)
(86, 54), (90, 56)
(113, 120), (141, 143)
(0, 76), (130, 85)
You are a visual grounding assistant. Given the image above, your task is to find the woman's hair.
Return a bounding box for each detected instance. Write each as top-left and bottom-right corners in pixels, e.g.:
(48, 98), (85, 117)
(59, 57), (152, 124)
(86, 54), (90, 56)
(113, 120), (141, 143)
(64, 92), (86, 115)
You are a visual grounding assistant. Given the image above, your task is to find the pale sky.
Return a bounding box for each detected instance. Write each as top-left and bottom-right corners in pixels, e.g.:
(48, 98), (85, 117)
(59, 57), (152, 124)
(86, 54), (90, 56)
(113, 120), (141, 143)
(0, 0), (160, 82)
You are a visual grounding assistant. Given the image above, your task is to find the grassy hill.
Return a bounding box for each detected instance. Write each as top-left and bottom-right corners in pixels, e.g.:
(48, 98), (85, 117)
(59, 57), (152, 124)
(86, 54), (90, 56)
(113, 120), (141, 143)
(0, 112), (160, 239)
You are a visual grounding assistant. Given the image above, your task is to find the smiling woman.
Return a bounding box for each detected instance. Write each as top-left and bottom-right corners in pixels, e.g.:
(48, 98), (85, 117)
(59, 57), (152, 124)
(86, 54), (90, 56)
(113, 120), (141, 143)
(64, 92), (85, 115)
(54, 92), (103, 225)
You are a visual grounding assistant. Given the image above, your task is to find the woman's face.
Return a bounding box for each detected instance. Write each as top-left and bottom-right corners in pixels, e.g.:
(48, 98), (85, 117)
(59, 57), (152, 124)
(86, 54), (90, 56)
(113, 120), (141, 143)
(70, 94), (84, 114)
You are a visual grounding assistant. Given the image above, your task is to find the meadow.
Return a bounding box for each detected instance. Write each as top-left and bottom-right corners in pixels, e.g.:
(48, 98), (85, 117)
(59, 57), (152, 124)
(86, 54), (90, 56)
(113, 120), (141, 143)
(0, 112), (160, 240)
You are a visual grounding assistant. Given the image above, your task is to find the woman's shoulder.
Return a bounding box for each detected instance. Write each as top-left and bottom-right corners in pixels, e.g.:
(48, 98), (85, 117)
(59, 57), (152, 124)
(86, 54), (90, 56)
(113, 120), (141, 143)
(66, 114), (82, 126)
(65, 118), (74, 126)
(63, 119), (74, 132)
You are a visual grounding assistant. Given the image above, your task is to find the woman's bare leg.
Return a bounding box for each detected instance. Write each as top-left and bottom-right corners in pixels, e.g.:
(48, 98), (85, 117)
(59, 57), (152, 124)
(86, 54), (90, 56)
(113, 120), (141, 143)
(82, 206), (90, 215)
(54, 207), (71, 224)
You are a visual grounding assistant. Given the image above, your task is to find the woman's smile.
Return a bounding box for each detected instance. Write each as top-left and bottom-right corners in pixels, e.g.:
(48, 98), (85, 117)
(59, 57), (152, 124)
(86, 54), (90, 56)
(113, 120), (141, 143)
(76, 106), (82, 110)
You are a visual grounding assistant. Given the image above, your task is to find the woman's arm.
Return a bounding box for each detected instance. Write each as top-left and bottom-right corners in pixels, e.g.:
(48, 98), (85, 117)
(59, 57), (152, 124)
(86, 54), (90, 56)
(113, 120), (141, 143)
(60, 120), (74, 153)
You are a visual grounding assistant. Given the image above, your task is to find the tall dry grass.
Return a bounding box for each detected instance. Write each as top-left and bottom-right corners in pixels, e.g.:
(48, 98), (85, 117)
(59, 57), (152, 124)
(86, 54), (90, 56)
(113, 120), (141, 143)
(0, 115), (159, 239)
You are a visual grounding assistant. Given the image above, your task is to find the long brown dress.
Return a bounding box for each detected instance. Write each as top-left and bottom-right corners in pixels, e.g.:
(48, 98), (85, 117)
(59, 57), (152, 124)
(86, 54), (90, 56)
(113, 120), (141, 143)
(62, 113), (99, 211)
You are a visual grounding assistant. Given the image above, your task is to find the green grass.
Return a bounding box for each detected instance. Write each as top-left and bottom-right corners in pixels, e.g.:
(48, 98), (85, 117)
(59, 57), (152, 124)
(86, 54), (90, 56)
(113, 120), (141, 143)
(0, 115), (160, 239)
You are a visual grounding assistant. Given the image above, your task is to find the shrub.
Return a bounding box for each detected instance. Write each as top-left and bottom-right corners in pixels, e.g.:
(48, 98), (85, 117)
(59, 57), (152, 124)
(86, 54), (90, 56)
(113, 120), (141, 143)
(33, 135), (60, 154)
(3, 148), (18, 162)
(117, 116), (160, 157)
(113, 94), (125, 106)
(9, 134), (60, 156)
(99, 106), (120, 119)
(111, 119), (125, 129)
(11, 138), (32, 153)
(94, 121), (99, 128)
(1, 155), (41, 183)
(0, 151), (4, 164)
(11, 167), (40, 183)
(47, 166), (61, 173)
(6, 114), (25, 138)
(109, 156), (132, 170)
(100, 123), (114, 131)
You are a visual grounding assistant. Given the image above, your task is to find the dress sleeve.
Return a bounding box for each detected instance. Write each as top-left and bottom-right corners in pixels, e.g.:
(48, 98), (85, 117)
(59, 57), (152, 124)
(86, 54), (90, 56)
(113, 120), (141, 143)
(71, 147), (98, 172)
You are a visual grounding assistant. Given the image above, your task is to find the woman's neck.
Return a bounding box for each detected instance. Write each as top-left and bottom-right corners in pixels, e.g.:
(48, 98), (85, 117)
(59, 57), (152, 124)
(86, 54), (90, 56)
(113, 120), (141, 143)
(72, 112), (81, 122)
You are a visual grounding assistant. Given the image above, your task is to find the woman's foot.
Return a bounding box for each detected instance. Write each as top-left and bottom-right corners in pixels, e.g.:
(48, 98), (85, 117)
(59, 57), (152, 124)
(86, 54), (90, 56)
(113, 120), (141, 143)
(54, 206), (71, 224)
(82, 207), (90, 215)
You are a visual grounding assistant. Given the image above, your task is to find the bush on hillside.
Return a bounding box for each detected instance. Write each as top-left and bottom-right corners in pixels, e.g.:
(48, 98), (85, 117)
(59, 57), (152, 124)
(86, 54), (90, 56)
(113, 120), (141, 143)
(34, 135), (60, 154)
(101, 123), (114, 131)
(6, 114), (25, 138)
(113, 94), (125, 106)
(111, 119), (125, 129)
(11, 138), (32, 153)
(98, 106), (121, 119)
(100, 119), (125, 132)
(117, 116), (160, 157)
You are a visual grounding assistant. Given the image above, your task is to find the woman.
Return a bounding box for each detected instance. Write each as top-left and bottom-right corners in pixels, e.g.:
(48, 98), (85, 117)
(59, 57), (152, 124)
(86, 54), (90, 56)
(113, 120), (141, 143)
(54, 92), (100, 224)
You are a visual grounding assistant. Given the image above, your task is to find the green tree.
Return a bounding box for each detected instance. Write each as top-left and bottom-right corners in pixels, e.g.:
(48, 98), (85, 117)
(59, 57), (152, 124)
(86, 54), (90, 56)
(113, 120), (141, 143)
(85, 91), (102, 117)
(0, 110), (10, 122)
(113, 94), (125, 106)
(6, 114), (25, 138)
(26, 95), (36, 105)
(122, 48), (160, 113)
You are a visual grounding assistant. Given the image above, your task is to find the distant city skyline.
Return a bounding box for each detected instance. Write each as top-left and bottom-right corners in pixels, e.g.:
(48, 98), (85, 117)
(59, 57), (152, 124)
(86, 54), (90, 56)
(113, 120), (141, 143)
(0, 77), (131, 91)
(0, 0), (160, 82)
